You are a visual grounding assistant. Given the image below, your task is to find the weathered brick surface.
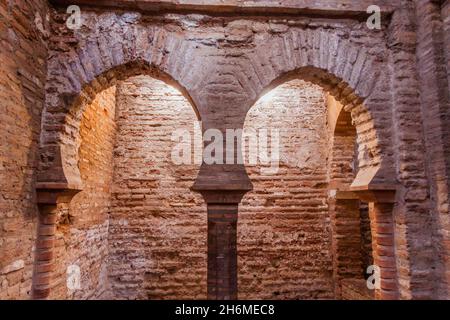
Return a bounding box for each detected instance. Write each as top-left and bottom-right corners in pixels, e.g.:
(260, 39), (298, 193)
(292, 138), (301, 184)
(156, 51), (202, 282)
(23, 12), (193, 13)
(341, 279), (374, 300)
(0, 0), (49, 299)
(108, 76), (207, 300)
(238, 80), (334, 299)
(442, 0), (450, 297)
(444, 0), (450, 91)
(414, 0), (450, 299)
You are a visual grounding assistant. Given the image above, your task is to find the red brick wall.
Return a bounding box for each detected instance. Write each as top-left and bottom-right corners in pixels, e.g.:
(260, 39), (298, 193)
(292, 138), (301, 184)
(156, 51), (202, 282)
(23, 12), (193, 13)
(444, 0), (450, 90)
(414, 0), (450, 298)
(1, 0), (449, 300)
(108, 76), (207, 300)
(238, 80), (335, 299)
(49, 87), (117, 299)
(442, 0), (450, 298)
(0, 0), (48, 299)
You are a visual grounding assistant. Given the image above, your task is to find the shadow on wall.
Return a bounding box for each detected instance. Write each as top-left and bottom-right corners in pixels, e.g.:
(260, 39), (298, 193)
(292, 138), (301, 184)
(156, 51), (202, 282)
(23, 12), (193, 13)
(0, 0), (49, 300)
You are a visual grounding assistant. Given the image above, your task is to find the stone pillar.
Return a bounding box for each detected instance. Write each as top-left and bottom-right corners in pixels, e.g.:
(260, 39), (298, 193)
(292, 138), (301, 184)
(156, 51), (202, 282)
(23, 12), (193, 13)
(33, 187), (80, 299)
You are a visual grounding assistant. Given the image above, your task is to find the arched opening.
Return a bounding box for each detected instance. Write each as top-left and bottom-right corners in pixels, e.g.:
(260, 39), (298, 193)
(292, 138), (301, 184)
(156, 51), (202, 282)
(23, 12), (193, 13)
(238, 78), (374, 299)
(37, 61), (200, 189)
(108, 75), (206, 300)
(326, 95), (374, 299)
(36, 69), (207, 299)
(57, 86), (117, 299)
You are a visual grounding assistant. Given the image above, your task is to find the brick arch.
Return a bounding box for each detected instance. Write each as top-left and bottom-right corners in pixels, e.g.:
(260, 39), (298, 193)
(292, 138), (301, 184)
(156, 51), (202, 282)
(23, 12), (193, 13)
(38, 57), (200, 191)
(242, 30), (396, 189)
(327, 97), (374, 298)
(236, 32), (399, 299)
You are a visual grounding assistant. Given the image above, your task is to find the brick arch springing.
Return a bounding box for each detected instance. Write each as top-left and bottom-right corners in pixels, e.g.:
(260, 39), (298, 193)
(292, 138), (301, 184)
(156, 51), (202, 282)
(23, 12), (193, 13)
(38, 58), (200, 191)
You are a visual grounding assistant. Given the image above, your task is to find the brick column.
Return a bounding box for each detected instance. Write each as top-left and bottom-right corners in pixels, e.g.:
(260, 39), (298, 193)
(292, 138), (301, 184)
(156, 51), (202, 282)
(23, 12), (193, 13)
(352, 188), (398, 300)
(207, 203), (238, 300)
(33, 186), (80, 299)
(369, 202), (398, 300)
(191, 119), (252, 299)
(193, 189), (250, 300)
(33, 203), (58, 299)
